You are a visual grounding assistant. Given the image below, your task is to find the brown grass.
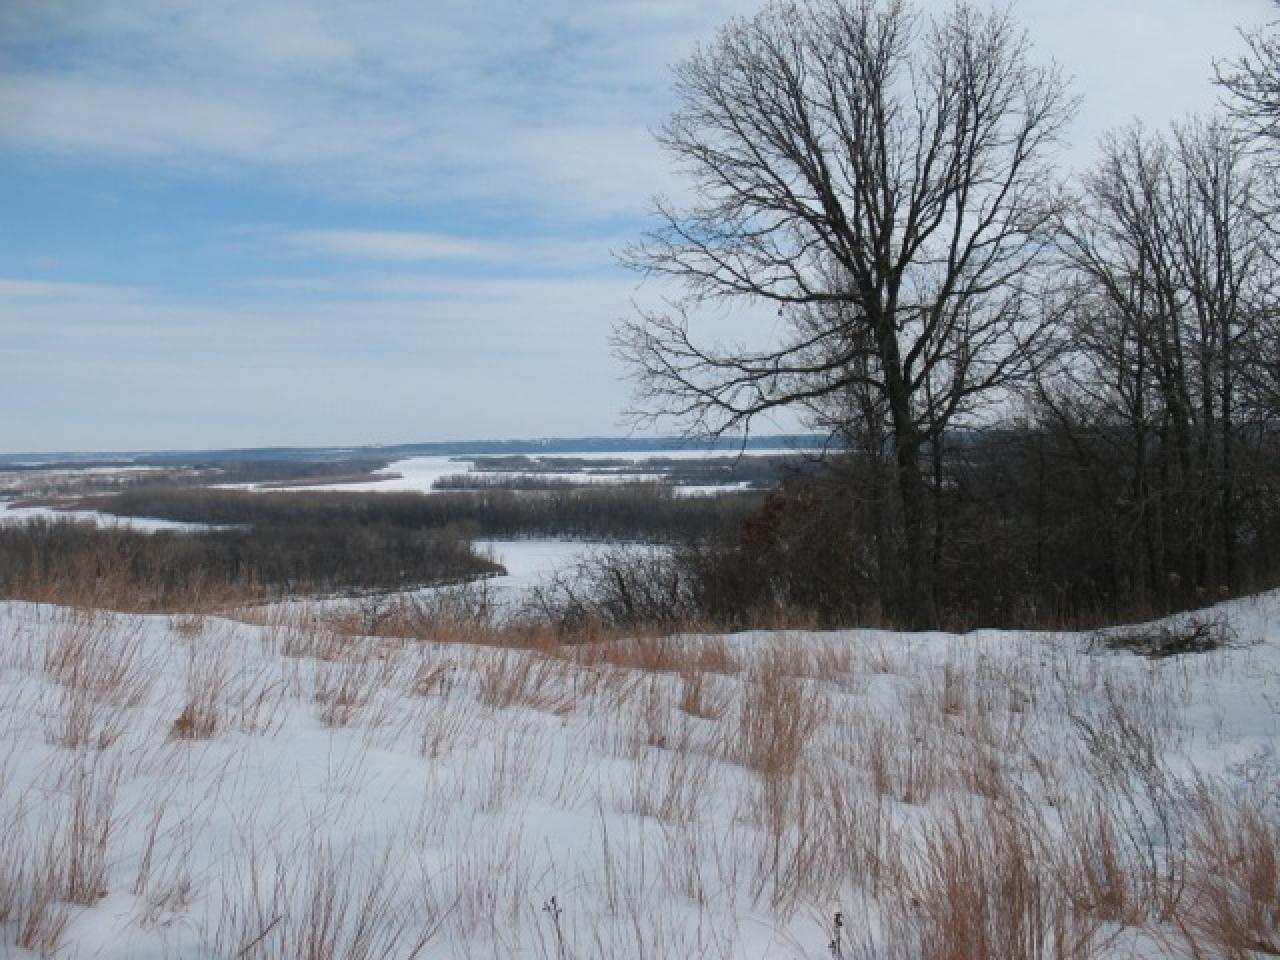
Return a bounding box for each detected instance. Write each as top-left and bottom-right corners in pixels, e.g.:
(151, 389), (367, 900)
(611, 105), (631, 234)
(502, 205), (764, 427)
(1180, 784), (1280, 958)
(475, 649), (574, 715)
(2, 565), (1277, 959)
(213, 840), (437, 960)
(171, 634), (229, 739)
(876, 805), (1102, 960)
(60, 753), (122, 905)
(42, 609), (150, 704)
(0, 807), (71, 955)
(733, 647), (822, 779)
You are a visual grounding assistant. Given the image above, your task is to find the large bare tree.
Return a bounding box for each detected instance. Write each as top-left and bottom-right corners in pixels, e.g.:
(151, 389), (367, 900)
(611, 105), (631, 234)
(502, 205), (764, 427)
(616, 0), (1075, 624)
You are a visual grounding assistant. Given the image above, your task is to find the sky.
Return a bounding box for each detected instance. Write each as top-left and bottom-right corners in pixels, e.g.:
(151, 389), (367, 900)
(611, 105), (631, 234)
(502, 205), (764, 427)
(0, 0), (1273, 453)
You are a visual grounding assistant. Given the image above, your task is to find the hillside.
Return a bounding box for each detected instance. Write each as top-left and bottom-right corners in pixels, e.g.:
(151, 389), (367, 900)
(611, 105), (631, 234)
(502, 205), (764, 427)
(0, 596), (1275, 958)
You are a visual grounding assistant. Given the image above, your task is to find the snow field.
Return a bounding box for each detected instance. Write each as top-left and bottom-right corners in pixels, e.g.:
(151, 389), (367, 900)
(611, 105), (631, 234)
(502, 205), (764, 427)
(0, 597), (1276, 958)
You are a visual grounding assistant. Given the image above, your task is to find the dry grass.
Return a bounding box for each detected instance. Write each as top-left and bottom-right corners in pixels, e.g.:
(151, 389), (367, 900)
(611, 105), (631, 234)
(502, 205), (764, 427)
(212, 839), (438, 960)
(42, 608), (151, 704)
(0, 806), (71, 955)
(871, 804), (1103, 960)
(733, 646), (822, 779)
(171, 632), (229, 739)
(678, 666), (728, 720)
(43, 681), (130, 750)
(8, 561), (262, 614)
(1179, 784), (1280, 958)
(475, 648), (574, 715)
(312, 640), (400, 728)
(59, 751), (122, 905)
(0, 586), (1274, 959)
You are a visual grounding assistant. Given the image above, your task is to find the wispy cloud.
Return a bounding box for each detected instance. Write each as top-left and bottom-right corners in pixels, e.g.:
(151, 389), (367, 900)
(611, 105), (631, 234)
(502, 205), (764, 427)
(0, 271), (669, 449)
(278, 229), (626, 274)
(0, 0), (750, 219)
(287, 230), (505, 262)
(0, 0), (1271, 451)
(1, 0), (1267, 217)
(0, 278), (146, 302)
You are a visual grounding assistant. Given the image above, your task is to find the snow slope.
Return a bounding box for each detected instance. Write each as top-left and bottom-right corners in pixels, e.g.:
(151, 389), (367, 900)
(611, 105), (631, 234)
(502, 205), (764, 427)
(0, 597), (1276, 958)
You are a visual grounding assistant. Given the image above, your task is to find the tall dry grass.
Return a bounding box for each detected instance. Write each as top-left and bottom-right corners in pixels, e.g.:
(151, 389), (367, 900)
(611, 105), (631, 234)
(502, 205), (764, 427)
(0, 557), (1274, 960)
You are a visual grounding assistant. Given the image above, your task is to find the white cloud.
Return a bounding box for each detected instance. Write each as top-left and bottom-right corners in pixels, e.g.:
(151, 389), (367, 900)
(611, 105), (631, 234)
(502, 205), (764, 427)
(287, 230), (505, 262)
(0, 0), (723, 218)
(2, 0), (1270, 221)
(276, 228), (626, 273)
(0, 270), (654, 449)
(0, 278), (145, 302)
(0, 0), (1273, 451)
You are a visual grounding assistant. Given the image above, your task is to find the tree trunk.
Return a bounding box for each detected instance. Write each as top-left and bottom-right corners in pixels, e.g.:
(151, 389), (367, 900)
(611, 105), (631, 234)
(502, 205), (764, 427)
(895, 436), (935, 628)
(880, 334), (935, 626)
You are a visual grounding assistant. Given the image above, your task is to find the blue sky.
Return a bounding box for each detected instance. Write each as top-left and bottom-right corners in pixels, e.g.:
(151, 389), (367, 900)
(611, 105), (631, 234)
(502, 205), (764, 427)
(0, 0), (1271, 453)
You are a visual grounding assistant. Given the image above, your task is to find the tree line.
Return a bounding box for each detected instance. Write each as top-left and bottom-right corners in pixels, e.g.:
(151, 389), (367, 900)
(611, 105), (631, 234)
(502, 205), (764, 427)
(82, 485), (762, 544)
(0, 517), (497, 609)
(615, 0), (1280, 628)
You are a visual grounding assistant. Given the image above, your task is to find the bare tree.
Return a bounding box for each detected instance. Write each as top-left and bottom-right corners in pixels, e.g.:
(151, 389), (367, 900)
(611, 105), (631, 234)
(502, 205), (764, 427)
(615, 0), (1075, 624)
(1216, 2), (1280, 148)
(1051, 118), (1274, 606)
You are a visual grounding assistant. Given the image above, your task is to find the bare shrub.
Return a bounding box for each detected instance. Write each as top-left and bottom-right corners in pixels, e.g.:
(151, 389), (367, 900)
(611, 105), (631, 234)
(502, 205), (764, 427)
(523, 545), (691, 629)
(1097, 614), (1236, 659)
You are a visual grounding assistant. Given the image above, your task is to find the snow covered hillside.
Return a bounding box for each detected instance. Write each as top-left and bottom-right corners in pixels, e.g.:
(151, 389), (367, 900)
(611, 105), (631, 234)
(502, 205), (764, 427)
(0, 597), (1276, 958)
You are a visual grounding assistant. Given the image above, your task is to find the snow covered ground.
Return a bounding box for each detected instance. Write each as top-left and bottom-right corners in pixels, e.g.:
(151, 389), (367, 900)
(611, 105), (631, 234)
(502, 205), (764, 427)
(0, 596), (1276, 958)
(0, 499), (223, 534)
(473, 538), (600, 593)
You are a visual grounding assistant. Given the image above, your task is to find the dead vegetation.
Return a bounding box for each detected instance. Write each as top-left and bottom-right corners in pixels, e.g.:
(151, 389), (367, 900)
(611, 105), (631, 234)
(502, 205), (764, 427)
(0, 591), (1274, 959)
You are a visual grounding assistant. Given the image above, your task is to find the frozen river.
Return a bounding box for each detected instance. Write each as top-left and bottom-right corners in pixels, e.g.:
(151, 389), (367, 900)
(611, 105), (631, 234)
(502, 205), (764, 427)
(252, 449), (802, 496)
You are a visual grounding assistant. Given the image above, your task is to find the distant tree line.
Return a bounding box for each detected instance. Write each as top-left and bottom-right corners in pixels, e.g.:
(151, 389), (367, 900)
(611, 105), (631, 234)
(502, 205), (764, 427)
(0, 485), (765, 611)
(81, 485), (762, 544)
(463, 455), (803, 488)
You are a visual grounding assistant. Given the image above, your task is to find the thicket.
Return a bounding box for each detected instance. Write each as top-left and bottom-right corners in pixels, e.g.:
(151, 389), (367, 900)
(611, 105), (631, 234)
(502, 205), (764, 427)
(0, 486), (761, 612)
(0, 517), (496, 609)
(80, 485), (762, 544)
(538, 424), (1280, 632)
(677, 430), (1280, 630)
